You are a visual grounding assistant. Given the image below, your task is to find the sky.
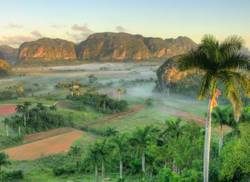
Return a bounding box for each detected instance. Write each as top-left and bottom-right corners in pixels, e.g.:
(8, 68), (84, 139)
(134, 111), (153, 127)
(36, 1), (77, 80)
(0, 0), (250, 48)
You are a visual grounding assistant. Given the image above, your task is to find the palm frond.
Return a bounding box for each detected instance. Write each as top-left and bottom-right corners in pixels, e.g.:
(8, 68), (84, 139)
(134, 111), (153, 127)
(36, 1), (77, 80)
(220, 35), (244, 55)
(197, 72), (214, 99)
(218, 70), (250, 94)
(228, 88), (242, 122)
(217, 71), (243, 121)
(178, 50), (209, 71)
(200, 35), (220, 63)
(220, 53), (250, 70)
(201, 35), (219, 48)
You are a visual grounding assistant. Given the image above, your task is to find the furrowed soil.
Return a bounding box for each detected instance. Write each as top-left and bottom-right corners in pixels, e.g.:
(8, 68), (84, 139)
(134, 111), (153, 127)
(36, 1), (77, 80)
(0, 104), (16, 116)
(2, 128), (83, 160)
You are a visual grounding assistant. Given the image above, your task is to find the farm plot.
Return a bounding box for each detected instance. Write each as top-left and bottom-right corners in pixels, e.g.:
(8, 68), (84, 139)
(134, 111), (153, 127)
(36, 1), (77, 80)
(0, 104), (16, 116)
(2, 128), (83, 160)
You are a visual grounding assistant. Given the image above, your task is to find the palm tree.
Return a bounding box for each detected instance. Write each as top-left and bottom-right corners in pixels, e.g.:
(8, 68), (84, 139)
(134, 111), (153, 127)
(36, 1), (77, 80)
(88, 144), (101, 182)
(162, 118), (185, 172)
(49, 104), (57, 111)
(163, 118), (184, 139)
(104, 127), (118, 137)
(130, 126), (157, 176)
(68, 145), (81, 169)
(16, 104), (24, 116)
(36, 103), (46, 112)
(15, 105), (25, 136)
(212, 106), (236, 155)
(112, 134), (128, 180)
(116, 88), (123, 101)
(179, 35), (250, 182)
(89, 140), (109, 181)
(23, 102), (31, 126)
(0, 152), (10, 172)
(16, 103), (31, 127)
(3, 118), (9, 136)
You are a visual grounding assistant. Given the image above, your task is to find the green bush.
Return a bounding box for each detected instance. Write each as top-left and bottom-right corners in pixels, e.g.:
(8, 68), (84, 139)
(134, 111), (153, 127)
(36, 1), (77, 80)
(0, 136), (22, 149)
(3, 170), (23, 180)
(0, 90), (18, 100)
(53, 165), (77, 176)
(68, 93), (128, 113)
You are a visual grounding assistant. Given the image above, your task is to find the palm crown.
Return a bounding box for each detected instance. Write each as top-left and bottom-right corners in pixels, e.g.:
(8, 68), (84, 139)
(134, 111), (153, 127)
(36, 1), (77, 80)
(179, 35), (249, 121)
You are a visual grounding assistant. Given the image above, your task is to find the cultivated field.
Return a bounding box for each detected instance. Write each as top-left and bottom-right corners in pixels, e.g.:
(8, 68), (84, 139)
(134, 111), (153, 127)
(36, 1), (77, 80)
(2, 128), (83, 160)
(0, 104), (16, 116)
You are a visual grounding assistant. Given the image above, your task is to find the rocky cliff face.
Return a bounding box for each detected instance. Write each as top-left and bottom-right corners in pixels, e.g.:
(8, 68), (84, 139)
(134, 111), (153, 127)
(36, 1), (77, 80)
(17, 33), (196, 62)
(77, 33), (197, 61)
(0, 59), (11, 76)
(0, 52), (4, 60)
(0, 45), (18, 64)
(18, 38), (77, 61)
(156, 57), (197, 91)
(77, 33), (151, 61)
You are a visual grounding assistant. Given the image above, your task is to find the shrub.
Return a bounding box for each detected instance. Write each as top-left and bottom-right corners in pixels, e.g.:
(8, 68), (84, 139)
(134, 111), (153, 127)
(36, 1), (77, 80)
(68, 93), (128, 113)
(3, 170), (23, 180)
(53, 165), (76, 176)
(0, 90), (18, 100)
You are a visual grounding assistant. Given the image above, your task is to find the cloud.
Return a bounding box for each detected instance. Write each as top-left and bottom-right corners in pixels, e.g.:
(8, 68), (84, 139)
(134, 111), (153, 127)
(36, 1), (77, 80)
(50, 24), (65, 28)
(30, 30), (42, 38)
(116, 26), (126, 32)
(0, 31), (44, 47)
(6, 23), (23, 29)
(67, 23), (94, 42)
(71, 24), (92, 32)
(0, 35), (34, 47)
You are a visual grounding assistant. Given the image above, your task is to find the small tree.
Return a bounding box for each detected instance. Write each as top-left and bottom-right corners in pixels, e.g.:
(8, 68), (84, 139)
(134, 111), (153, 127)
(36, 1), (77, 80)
(112, 134), (128, 180)
(116, 88), (124, 101)
(130, 126), (157, 177)
(104, 127), (118, 137)
(68, 145), (81, 169)
(212, 106), (236, 155)
(0, 153), (10, 172)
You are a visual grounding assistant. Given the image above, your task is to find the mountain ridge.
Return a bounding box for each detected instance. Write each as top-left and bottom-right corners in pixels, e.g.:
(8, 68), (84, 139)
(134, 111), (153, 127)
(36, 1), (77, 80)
(2, 32), (198, 63)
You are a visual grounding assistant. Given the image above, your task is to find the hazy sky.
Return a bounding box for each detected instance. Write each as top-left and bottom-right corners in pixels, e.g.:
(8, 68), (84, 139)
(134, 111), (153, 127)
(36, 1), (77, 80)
(1, 0), (250, 48)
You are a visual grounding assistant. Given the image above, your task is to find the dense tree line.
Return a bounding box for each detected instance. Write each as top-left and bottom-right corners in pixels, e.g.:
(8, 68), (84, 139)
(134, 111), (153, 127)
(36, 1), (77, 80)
(68, 93), (128, 114)
(4, 102), (73, 135)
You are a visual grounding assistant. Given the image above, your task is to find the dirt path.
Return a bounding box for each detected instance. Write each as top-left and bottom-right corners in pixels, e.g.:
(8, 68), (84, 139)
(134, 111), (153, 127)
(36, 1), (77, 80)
(2, 129), (83, 160)
(159, 106), (205, 125)
(85, 104), (144, 127)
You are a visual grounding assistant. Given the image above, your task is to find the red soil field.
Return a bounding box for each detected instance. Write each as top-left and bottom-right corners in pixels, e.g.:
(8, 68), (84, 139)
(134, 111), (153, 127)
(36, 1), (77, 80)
(0, 104), (16, 116)
(2, 129), (83, 160)
(24, 127), (75, 143)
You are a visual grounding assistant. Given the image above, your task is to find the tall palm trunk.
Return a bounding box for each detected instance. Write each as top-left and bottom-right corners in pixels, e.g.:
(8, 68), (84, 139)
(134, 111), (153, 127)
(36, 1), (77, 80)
(142, 150), (145, 174)
(119, 158), (123, 180)
(118, 92), (121, 101)
(203, 97), (213, 182)
(18, 126), (21, 136)
(101, 161), (105, 181)
(24, 114), (26, 127)
(218, 124), (223, 155)
(95, 165), (98, 182)
(5, 124), (9, 137)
